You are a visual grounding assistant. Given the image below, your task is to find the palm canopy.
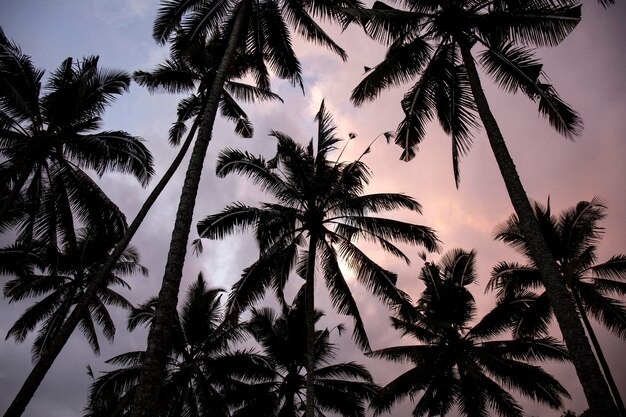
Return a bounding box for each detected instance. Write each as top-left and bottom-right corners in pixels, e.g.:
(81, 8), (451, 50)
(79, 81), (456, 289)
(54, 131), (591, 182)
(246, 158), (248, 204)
(241, 287), (379, 417)
(487, 198), (626, 340)
(152, 0), (364, 91)
(0, 28), (154, 242)
(197, 100), (440, 351)
(349, 0), (582, 184)
(370, 249), (571, 417)
(2, 229), (148, 360)
(134, 31), (282, 144)
(84, 274), (272, 417)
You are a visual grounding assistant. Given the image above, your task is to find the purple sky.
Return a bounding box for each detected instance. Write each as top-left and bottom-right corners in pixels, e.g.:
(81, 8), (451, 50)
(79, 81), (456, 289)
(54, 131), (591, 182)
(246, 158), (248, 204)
(1, 1), (625, 416)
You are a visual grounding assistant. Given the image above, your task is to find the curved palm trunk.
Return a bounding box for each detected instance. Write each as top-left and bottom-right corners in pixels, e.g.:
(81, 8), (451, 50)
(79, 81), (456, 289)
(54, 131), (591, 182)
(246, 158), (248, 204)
(0, 166), (32, 224)
(572, 290), (626, 417)
(458, 41), (618, 417)
(129, 4), (250, 417)
(2, 117), (199, 417)
(305, 233), (318, 417)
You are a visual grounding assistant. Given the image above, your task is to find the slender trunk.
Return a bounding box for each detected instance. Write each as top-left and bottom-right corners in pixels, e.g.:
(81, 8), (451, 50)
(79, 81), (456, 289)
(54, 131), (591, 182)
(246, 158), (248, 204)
(129, 5), (250, 417)
(305, 233), (318, 417)
(2, 116), (199, 417)
(572, 290), (626, 417)
(0, 166), (32, 223)
(458, 41), (618, 417)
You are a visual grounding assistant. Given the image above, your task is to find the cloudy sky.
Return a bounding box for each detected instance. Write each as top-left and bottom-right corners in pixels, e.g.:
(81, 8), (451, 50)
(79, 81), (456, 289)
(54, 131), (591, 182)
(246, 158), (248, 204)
(1, 1), (625, 416)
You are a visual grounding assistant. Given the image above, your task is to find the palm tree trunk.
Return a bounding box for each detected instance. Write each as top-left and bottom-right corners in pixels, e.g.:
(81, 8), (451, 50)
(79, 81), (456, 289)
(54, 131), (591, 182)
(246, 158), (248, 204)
(458, 41), (618, 417)
(129, 4), (250, 417)
(572, 290), (626, 417)
(0, 166), (32, 224)
(305, 233), (318, 417)
(2, 116), (200, 417)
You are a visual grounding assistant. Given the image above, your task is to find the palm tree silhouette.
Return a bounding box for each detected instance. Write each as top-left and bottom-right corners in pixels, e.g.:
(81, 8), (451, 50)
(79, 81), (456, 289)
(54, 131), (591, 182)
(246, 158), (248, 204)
(347, 2), (615, 413)
(370, 249), (570, 417)
(131, 3), (362, 414)
(198, 100), (439, 417)
(3, 230), (146, 359)
(243, 287), (379, 417)
(0, 29), (153, 229)
(1, 29), (284, 417)
(488, 198), (626, 416)
(0, 30), (155, 417)
(84, 274), (272, 417)
(1, 228), (147, 415)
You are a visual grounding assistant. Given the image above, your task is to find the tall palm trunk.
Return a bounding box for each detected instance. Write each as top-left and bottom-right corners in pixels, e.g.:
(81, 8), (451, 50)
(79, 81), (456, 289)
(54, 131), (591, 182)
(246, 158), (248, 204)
(458, 41), (618, 417)
(572, 290), (626, 417)
(305, 233), (318, 417)
(129, 4), (250, 417)
(2, 116), (199, 417)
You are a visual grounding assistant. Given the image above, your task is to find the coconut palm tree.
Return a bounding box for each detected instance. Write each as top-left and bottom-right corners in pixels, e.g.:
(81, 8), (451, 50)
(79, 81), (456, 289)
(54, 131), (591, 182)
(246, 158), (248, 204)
(0, 28), (154, 232)
(1, 28), (285, 417)
(131, 3), (363, 415)
(347, 1), (616, 414)
(487, 198), (626, 416)
(197, 100), (440, 417)
(242, 287), (379, 417)
(84, 274), (272, 417)
(0, 28), (156, 417)
(134, 31), (283, 144)
(2, 228), (147, 361)
(369, 249), (571, 417)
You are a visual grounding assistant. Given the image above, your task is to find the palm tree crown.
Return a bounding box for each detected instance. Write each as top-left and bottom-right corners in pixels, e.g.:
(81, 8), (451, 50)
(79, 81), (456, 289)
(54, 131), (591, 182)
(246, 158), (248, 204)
(350, 0), (582, 183)
(198, 101), (439, 417)
(243, 287), (379, 417)
(0, 28), (154, 238)
(152, 0), (363, 88)
(2, 229), (148, 360)
(198, 100), (440, 350)
(488, 198), (626, 339)
(370, 249), (571, 417)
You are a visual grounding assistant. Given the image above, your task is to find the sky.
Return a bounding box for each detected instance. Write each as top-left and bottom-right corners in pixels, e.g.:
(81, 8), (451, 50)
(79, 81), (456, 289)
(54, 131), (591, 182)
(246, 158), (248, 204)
(0, 1), (625, 416)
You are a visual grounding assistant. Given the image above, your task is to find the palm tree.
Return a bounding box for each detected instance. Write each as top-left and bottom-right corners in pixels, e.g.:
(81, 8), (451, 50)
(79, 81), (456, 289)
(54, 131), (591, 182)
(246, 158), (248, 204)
(242, 287), (379, 417)
(130, 2), (363, 415)
(369, 249), (571, 417)
(487, 198), (626, 416)
(0, 27), (156, 417)
(0, 28), (154, 232)
(1, 29), (285, 417)
(134, 31), (283, 143)
(84, 274), (272, 417)
(2, 228), (147, 362)
(197, 100), (440, 417)
(347, 1), (616, 414)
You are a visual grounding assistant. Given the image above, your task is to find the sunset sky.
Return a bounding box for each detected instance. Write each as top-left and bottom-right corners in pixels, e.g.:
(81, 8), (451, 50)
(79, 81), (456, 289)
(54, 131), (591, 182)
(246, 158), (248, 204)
(1, 1), (625, 416)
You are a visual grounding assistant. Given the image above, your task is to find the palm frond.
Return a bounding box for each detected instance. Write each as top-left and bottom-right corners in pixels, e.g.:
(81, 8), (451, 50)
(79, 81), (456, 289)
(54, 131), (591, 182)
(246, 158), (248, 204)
(318, 241), (370, 351)
(197, 203), (266, 240)
(351, 35), (431, 106)
(258, 1), (304, 89)
(63, 131), (154, 186)
(219, 91), (253, 138)
(216, 148), (289, 199)
(132, 59), (196, 94)
(474, 3), (581, 48)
